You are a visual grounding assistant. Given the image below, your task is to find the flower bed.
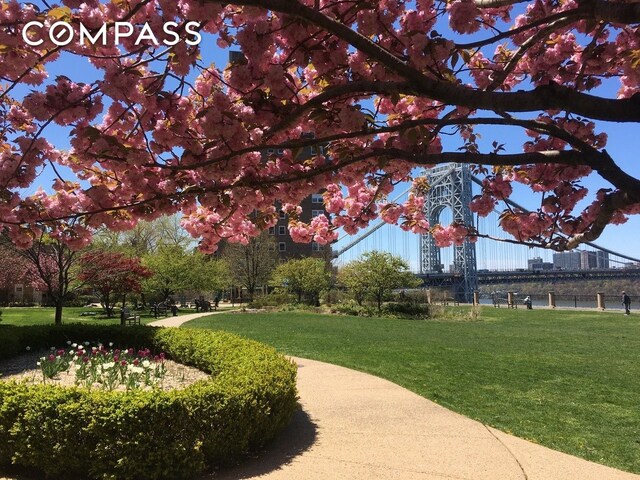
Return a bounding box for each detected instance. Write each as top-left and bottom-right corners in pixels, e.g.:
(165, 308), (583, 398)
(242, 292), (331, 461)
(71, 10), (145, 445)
(0, 325), (298, 480)
(33, 343), (169, 390)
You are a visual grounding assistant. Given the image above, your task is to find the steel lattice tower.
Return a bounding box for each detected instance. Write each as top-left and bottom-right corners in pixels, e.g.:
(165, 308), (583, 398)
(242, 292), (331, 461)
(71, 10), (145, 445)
(419, 164), (478, 302)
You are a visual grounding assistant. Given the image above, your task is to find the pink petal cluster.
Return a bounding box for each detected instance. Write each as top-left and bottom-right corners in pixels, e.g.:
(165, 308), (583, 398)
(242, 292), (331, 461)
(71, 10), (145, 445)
(0, 0), (634, 254)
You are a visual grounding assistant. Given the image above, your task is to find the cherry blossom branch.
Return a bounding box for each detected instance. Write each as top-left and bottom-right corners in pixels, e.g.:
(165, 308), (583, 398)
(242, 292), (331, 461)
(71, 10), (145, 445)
(564, 190), (639, 250)
(473, 0), (640, 24)
(391, 148), (640, 201)
(455, 9), (586, 50)
(473, 0), (528, 7)
(205, 0), (640, 122)
(486, 16), (578, 91)
(376, 148), (599, 167)
(162, 115), (600, 173)
(471, 231), (562, 249)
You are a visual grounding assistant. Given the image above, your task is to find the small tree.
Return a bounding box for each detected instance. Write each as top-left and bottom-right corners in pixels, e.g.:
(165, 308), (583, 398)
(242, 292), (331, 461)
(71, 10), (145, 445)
(143, 245), (193, 302)
(185, 252), (230, 299)
(337, 262), (368, 307)
(272, 257), (332, 305)
(342, 251), (421, 314)
(5, 234), (79, 325)
(143, 245), (229, 303)
(222, 232), (278, 299)
(78, 250), (152, 319)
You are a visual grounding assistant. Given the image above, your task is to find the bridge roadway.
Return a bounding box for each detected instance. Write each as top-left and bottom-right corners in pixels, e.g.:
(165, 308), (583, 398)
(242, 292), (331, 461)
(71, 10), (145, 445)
(417, 268), (640, 287)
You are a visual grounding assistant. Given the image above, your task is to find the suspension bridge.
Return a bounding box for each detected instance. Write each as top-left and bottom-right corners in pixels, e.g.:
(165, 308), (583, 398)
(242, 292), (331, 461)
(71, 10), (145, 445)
(331, 164), (640, 302)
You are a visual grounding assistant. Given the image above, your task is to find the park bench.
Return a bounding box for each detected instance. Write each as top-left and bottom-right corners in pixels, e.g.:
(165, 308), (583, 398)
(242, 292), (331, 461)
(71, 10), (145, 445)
(123, 314), (141, 326)
(150, 304), (169, 318)
(120, 308), (141, 326)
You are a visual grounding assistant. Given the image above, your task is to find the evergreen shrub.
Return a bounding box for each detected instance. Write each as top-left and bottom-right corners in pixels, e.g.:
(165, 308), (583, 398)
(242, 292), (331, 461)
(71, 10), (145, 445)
(0, 325), (298, 480)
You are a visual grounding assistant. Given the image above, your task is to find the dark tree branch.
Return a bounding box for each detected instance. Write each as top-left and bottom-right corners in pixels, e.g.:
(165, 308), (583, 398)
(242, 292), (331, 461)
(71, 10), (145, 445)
(473, 0), (640, 24)
(206, 0), (640, 121)
(375, 148), (600, 167)
(565, 191), (632, 249)
(166, 115), (594, 172)
(473, 0), (528, 7)
(456, 9), (587, 49)
(486, 16), (578, 91)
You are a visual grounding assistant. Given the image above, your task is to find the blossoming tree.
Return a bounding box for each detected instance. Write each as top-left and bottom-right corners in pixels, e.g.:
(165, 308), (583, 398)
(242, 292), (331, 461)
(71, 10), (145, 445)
(1, 0), (639, 253)
(77, 249), (151, 318)
(2, 232), (79, 324)
(0, 244), (35, 293)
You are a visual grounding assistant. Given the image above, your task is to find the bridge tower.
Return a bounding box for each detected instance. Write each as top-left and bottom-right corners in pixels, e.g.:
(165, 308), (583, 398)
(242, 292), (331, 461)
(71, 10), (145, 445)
(419, 164), (478, 302)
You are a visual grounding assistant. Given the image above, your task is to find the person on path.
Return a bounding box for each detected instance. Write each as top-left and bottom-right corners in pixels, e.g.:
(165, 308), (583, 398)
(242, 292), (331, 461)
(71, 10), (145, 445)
(622, 291), (631, 315)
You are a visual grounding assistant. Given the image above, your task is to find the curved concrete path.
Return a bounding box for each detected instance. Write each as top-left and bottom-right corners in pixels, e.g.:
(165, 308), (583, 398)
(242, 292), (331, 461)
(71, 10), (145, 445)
(151, 312), (640, 480)
(206, 356), (639, 480)
(147, 309), (236, 327)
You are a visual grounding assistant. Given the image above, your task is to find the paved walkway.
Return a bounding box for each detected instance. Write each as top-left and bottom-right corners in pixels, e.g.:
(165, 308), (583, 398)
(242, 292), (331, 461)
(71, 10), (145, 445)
(3, 311), (637, 480)
(209, 356), (639, 480)
(147, 309), (235, 327)
(151, 313), (640, 480)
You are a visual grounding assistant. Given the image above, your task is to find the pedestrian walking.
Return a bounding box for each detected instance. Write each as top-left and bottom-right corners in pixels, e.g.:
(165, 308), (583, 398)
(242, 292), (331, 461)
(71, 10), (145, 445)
(622, 291), (631, 315)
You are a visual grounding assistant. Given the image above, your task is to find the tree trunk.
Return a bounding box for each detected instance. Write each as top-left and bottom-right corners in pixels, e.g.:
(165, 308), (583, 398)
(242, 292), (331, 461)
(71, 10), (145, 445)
(54, 301), (63, 325)
(104, 292), (112, 317)
(121, 293), (127, 326)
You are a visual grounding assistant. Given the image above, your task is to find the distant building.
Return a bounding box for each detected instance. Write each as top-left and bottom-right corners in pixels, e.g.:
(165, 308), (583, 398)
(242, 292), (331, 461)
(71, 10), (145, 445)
(271, 191), (331, 261)
(528, 257), (553, 271)
(229, 51), (332, 262)
(580, 250), (609, 270)
(552, 250), (610, 270)
(552, 251), (582, 270)
(0, 283), (46, 306)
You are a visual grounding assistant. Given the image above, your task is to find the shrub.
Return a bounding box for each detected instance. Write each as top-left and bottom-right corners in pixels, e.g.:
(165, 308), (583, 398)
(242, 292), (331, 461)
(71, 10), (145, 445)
(382, 301), (432, 319)
(0, 325), (298, 480)
(333, 301), (376, 317)
(248, 292), (295, 308)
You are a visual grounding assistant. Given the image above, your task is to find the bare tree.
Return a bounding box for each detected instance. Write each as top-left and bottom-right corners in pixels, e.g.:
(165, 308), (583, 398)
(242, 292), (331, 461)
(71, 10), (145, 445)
(222, 232), (278, 299)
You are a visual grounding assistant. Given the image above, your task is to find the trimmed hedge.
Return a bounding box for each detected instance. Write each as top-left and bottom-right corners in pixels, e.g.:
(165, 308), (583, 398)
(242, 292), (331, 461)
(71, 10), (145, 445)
(0, 325), (298, 480)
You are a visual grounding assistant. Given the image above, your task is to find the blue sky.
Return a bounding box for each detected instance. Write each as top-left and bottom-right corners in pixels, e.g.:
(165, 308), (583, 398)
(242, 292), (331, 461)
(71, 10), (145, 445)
(11, 3), (640, 265)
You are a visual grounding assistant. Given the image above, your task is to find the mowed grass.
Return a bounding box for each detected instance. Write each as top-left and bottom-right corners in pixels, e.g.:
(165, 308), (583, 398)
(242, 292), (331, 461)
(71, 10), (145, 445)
(0, 306), (198, 326)
(185, 308), (640, 474)
(0, 307), (120, 326)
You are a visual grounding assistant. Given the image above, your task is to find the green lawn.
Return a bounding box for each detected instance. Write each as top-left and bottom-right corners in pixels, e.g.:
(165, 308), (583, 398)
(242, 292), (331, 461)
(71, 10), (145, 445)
(185, 308), (640, 474)
(0, 306), (198, 326)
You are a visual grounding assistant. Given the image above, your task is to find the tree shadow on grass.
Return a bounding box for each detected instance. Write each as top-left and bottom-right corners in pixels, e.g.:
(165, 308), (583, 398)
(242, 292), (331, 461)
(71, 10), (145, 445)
(205, 407), (318, 480)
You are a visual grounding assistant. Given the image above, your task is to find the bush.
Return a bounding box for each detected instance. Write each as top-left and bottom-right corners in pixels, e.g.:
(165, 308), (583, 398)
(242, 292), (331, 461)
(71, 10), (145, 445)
(382, 301), (431, 319)
(332, 301), (376, 317)
(332, 300), (432, 319)
(248, 292), (295, 308)
(0, 325), (298, 480)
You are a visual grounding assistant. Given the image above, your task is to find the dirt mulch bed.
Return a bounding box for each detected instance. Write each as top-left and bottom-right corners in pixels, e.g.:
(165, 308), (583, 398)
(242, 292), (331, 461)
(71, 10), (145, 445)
(0, 351), (209, 391)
